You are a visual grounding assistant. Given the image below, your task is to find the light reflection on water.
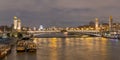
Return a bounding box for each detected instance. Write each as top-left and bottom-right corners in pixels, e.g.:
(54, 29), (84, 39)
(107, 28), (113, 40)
(3, 37), (120, 60)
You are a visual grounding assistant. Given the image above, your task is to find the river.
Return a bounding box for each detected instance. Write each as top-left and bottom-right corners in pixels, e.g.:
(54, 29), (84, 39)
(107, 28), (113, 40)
(2, 37), (120, 60)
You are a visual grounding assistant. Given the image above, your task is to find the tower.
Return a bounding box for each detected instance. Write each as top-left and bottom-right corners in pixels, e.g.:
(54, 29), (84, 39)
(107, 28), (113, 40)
(13, 16), (18, 30)
(13, 16), (22, 32)
(95, 18), (99, 30)
(109, 16), (113, 31)
(39, 25), (43, 30)
(17, 18), (21, 31)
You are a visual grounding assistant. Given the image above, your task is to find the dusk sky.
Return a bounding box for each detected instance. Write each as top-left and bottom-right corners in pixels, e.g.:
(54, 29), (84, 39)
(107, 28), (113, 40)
(0, 0), (120, 27)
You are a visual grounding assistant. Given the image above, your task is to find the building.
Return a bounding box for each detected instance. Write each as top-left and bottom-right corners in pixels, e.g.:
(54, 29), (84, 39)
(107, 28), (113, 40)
(13, 16), (21, 32)
(17, 18), (21, 31)
(95, 18), (99, 31)
(109, 16), (113, 31)
(38, 25), (43, 31)
(13, 16), (18, 30)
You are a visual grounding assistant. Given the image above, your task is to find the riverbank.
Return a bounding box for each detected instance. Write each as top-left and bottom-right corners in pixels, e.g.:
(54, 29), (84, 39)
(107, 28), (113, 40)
(0, 37), (18, 59)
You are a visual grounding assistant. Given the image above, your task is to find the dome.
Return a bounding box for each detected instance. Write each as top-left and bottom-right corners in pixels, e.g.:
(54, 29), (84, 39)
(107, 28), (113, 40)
(14, 16), (17, 19)
(17, 18), (21, 22)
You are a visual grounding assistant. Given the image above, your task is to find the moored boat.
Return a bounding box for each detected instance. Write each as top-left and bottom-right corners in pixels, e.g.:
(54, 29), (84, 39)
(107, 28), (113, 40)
(0, 45), (11, 59)
(16, 41), (26, 52)
(26, 42), (37, 52)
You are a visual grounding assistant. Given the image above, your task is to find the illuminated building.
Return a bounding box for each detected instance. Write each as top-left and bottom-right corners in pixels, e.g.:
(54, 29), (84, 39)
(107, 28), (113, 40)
(17, 18), (21, 31)
(109, 16), (113, 31)
(33, 27), (37, 31)
(38, 25), (43, 30)
(13, 16), (18, 30)
(13, 16), (21, 31)
(95, 18), (99, 30)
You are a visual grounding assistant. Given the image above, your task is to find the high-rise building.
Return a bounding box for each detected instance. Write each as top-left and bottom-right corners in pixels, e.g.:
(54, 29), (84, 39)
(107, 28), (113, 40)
(95, 18), (99, 30)
(13, 16), (18, 30)
(109, 16), (113, 31)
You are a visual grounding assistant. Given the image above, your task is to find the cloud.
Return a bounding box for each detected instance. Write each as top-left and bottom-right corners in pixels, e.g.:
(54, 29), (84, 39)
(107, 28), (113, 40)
(0, 0), (120, 27)
(0, 0), (56, 12)
(0, 0), (119, 12)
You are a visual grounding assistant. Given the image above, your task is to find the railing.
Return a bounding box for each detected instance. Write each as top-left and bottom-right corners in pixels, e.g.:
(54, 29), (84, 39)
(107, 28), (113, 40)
(27, 30), (99, 34)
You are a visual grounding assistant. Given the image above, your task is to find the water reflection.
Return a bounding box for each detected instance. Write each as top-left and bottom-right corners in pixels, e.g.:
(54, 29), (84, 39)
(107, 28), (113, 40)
(16, 53), (37, 60)
(49, 40), (57, 60)
(3, 37), (120, 60)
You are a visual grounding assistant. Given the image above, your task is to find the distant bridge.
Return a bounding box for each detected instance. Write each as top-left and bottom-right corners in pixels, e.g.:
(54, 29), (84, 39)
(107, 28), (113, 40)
(28, 30), (99, 33)
(27, 30), (100, 36)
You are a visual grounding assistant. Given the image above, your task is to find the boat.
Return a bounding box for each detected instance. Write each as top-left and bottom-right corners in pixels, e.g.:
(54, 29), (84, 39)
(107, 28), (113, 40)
(0, 33), (12, 59)
(16, 41), (26, 52)
(0, 45), (11, 58)
(103, 31), (120, 39)
(26, 42), (37, 52)
(16, 38), (37, 52)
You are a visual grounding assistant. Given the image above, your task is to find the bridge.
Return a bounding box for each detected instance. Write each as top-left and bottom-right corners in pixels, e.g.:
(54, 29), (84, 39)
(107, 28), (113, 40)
(27, 30), (99, 33)
(27, 29), (100, 36)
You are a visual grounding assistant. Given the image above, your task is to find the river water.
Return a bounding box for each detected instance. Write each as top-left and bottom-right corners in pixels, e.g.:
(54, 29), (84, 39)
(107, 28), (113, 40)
(2, 37), (120, 60)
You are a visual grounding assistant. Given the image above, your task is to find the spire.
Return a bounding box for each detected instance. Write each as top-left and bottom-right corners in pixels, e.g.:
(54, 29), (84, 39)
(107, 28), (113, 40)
(109, 16), (113, 31)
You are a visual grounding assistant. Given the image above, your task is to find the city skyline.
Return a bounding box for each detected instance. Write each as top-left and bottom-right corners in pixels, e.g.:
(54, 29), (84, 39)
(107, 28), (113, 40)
(0, 0), (120, 27)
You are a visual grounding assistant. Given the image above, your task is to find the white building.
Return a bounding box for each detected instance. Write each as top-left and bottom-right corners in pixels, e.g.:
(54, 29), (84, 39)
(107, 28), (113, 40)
(95, 18), (99, 30)
(13, 16), (18, 30)
(13, 16), (21, 31)
(38, 25), (44, 31)
(17, 18), (21, 31)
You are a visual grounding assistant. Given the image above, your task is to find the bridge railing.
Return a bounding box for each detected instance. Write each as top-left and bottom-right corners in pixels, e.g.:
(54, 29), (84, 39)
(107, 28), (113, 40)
(27, 30), (100, 34)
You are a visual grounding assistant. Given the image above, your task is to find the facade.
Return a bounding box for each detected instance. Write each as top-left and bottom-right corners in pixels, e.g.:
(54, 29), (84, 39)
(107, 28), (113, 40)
(13, 16), (21, 32)
(17, 18), (21, 31)
(38, 25), (43, 31)
(13, 16), (18, 30)
(95, 18), (99, 31)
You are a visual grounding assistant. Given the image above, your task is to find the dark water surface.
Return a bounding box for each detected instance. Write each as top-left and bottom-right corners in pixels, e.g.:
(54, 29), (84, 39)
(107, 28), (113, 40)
(3, 37), (120, 60)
